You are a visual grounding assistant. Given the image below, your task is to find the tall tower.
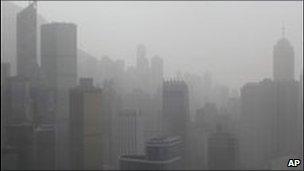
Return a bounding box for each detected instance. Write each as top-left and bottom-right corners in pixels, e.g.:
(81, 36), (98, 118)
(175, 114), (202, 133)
(41, 22), (77, 169)
(162, 80), (189, 139)
(151, 55), (163, 93)
(273, 25), (295, 82)
(16, 2), (38, 79)
(136, 44), (149, 70)
(162, 80), (189, 168)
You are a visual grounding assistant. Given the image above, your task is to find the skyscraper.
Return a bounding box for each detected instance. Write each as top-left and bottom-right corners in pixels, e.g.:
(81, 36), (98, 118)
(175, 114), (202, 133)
(273, 27), (295, 82)
(1, 62), (11, 147)
(150, 55), (163, 93)
(162, 80), (189, 140)
(5, 76), (33, 124)
(239, 78), (300, 169)
(207, 125), (238, 170)
(16, 2), (38, 80)
(239, 79), (277, 169)
(41, 22), (77, 169)
(34, 124), (55, 170)
(69, 78), (103, 170)
(113, 109), (145, 168)
(41, 22), (77, 89)
(136, 44), (151, 94)
(136, 44), (149, 71)
(162, 79), (189, 167)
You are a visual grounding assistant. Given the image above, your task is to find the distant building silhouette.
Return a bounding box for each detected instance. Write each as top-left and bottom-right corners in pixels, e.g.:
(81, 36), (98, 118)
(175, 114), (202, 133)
(239, 33), (301, 169)
(136, 44), (149, 71)
(150, 55), (163, 93)
(119, 136), (182, 170)
(16, 2), (38, 80)
(69, 78), (103, 170)
(273, 30), (295, 81)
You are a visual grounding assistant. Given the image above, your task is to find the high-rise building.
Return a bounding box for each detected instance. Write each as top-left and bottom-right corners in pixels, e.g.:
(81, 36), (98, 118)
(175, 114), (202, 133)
(69, 78), (103, 170)
(150, 55), (163, 93)
(1, 63), (11, 147)
(41, 22), (77, 89)
(207, 125), (238, 170)
(5, 76), (33, 124)
(273, 28), (295, 82)
(136, 44), (150, 94)
(113, 109), (145, 168)
(31, 85), (56, 125)
(162, 79), (189, 167)
(239, 79), (277, 169)
(162, 80), (189, 141)
(239, 79), (300, 169)
(119, 136), (182, 170)
(239, 32), (301, 169)
(136, 44), (149, 71)
(34, 124), (55, 170)
(16, 2), (38, 80)
(6, 123), (35, 170)
(100, 80), (123, 169)
(41, 22), (77, 169)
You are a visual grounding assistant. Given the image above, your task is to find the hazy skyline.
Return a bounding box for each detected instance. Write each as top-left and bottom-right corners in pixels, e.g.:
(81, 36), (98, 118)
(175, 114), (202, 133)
(14, 1), (303, 89)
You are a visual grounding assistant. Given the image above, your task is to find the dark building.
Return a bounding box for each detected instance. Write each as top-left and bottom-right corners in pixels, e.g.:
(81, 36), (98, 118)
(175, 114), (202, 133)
(16, 2), (38, 80)
(1, 63), (11, 147)
(5, 76), (33, 124)
(119, 136), (182, 170)
(6, 123), (35, 170)
(34, 124), (55, 170)
(240, 79), (278, 169)
(31, 85), (56, 126)
(69, 78), (103, 170)
(41, 22), (77, 169)
(207, 125), (238, 170)
(1, 146), (19, 170)
(162, 79), (189, 167)
(162, 80), (189, 141)
(240, 80), (300, 169)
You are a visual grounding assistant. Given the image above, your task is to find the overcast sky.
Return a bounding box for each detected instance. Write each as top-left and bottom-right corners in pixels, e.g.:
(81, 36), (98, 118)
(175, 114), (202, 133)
(14, 1), (303, 89)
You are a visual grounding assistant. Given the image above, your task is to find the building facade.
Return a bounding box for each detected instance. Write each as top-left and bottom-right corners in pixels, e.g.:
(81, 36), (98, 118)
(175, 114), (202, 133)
(119, 136), (182, 170)
(69, 78), (103, 170)
(41, 22), (77, 169)
(16, 2), (38, 80)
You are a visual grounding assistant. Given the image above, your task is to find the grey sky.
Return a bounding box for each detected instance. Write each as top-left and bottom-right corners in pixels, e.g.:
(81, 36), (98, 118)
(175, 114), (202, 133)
(14, 1), (303, 89)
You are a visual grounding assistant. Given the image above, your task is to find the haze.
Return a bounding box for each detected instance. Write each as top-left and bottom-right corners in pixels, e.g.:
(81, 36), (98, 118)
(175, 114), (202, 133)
(14, 1), (303, 89)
